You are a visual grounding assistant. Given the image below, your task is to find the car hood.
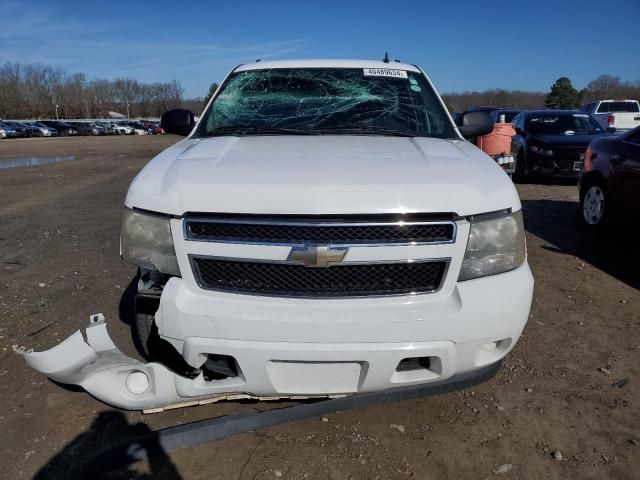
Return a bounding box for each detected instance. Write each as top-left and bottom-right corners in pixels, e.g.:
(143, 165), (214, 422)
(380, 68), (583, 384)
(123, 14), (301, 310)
(533, 133), (604, 147)
(125, 135), (521, 216)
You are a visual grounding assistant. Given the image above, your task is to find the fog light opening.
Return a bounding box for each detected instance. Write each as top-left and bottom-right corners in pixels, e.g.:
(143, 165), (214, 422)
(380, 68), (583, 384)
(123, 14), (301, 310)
(475, 338), (513, 367)
(126, 370), (150, 394)
(202, 354), (239, 381)
(481, 341), (498, 351)
(396, 356), (442, 375)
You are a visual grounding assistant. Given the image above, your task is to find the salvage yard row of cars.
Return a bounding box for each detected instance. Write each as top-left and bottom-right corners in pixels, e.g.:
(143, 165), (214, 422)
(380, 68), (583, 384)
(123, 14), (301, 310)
(463, 99), (639, 180)
(0, 119), (165, 138)
(461, 101), (640, 230)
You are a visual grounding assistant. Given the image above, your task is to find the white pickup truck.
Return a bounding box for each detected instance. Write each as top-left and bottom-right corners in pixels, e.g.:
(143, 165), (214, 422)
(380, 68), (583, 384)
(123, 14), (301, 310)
(580, 100), (640, 132)
(16, 59), (534, 411)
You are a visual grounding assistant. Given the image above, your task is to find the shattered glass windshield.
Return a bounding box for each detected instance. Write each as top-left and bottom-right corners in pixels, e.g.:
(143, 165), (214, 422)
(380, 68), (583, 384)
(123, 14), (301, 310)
(196, 68), (456, 138)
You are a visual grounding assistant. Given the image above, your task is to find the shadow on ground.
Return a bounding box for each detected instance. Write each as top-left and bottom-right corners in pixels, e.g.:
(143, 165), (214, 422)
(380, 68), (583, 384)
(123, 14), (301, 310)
(34, 411), (182, 479)
(522, 198), (640, 289)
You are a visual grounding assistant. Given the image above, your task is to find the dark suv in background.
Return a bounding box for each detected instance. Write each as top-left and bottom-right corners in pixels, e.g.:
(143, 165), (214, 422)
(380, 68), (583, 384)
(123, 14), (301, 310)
(510, 110), (607, 181)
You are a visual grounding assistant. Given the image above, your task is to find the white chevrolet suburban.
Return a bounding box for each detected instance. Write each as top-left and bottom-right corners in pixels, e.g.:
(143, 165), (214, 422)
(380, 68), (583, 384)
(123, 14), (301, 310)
(17, 59), (534, 411)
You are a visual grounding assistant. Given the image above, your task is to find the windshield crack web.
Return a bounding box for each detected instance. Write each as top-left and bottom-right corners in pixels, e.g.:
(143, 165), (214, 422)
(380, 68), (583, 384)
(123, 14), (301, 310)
(207, 68), (444, 135)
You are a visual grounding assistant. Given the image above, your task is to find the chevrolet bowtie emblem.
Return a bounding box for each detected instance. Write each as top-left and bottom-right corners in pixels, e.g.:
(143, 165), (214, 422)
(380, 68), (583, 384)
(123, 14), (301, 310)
(287, 244), (348, 267)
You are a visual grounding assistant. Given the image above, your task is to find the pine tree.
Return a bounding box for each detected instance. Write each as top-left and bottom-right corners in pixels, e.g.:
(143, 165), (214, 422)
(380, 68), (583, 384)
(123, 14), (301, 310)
(544, 77), (580, 109)
(203, 82), (219, 106)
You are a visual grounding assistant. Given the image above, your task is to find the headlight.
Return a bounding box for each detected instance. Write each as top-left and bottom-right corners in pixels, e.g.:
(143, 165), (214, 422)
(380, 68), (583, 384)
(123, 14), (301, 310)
(120, 209), (180, 275)
(530, 145), (554, 157)
(458, 210), (525, 281)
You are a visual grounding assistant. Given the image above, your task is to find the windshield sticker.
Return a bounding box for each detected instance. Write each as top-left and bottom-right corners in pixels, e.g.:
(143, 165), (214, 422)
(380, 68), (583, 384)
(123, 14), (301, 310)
(363, 68), (408, 79)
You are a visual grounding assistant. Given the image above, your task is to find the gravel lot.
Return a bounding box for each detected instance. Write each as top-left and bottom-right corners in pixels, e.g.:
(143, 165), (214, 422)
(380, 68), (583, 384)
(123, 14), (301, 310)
(0, 136), (638, 479)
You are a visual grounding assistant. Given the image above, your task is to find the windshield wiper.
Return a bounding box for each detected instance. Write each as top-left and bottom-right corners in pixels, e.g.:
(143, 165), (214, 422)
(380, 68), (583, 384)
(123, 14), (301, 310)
(202, 125), (314, 136)
(316, 126), (416, 137)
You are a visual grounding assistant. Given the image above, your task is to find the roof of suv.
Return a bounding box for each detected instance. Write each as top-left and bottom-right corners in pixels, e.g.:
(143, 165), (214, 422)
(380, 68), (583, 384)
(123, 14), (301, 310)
(235, 59), (421, 73)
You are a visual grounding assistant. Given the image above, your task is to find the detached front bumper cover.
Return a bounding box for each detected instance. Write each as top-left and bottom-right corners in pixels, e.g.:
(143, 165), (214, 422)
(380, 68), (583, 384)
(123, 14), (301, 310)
(14, 314), (210, 411)
(13, 315), (345, 412)
(14, 314), (506, 413)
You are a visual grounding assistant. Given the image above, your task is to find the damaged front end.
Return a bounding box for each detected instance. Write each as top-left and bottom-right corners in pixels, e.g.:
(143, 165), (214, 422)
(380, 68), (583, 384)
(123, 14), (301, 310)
(13, 314), (266, 413)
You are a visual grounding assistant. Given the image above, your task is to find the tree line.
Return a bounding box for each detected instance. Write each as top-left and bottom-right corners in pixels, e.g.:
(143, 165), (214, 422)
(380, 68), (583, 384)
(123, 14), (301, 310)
(1, 62), (639, 119)
(442, 74), (640, 112)
(0, 62), (199, 119)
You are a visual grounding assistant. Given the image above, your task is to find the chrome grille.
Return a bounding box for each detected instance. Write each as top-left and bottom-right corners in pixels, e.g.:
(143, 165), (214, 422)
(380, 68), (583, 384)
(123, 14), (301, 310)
(185, 216), (455, 245)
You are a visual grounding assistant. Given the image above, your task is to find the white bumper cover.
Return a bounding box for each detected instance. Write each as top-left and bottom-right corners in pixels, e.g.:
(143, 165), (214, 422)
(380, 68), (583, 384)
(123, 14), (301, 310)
(14, 263), (533, 411)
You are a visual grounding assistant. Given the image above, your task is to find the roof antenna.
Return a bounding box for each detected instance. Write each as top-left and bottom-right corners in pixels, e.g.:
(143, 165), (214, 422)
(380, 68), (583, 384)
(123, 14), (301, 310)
(383, 52), (390, 63)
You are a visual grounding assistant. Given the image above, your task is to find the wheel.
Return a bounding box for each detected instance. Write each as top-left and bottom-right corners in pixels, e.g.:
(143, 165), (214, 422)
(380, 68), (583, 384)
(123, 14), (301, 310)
(512, 149), (528, 183)
(580, 182), (609, 229)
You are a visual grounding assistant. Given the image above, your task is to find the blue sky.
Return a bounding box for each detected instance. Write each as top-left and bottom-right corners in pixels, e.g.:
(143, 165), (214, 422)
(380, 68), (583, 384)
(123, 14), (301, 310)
(1, 0), (639, 98)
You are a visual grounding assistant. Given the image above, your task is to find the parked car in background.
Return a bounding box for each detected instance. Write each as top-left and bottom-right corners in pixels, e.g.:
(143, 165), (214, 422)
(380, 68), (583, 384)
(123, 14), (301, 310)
(113, 123), (135, 135)
(17, 122), (44, 137)
(579, 125), (640, 228)
(26, 122), (58, 137)
(3, 121), (31, 137)
(91, 123), (109, 135)
(510, 110), (607, 181)
(580, 100), (640, 133)
(141, 121), (164, 134)
(40, 121), (78, 136)
(0, 121), (20, 138)
(67, 122), (101, 136)
(126, 121), (149, 135)
(95, 121), (118, 135)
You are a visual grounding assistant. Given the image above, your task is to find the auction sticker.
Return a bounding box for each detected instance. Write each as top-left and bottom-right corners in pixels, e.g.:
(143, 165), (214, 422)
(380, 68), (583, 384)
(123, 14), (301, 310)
(363, 68), (408, 79)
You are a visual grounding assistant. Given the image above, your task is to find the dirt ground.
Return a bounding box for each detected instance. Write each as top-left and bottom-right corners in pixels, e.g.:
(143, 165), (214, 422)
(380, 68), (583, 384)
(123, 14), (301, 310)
(0, 136), (638, 480)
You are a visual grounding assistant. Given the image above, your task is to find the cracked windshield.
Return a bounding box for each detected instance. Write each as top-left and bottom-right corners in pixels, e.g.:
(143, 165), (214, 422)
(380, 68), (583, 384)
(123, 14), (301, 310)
(198, 68), (456, 138)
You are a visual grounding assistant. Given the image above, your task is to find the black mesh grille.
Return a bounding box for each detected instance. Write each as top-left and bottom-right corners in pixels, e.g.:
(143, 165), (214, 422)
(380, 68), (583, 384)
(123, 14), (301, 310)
(555, 146), (586, 160)
(186, 220), (454, 244)
(192, 257), (447, 297)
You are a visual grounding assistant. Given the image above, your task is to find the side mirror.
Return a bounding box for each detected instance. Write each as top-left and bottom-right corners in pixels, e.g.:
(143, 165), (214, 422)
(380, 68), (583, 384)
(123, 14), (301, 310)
(161, 109), (195, 136)
(458, 111), (494, 139)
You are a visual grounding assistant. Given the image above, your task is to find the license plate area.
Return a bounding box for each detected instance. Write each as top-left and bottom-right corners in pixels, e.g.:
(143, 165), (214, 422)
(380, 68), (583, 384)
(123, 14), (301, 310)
(266, 361), (362, 394)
